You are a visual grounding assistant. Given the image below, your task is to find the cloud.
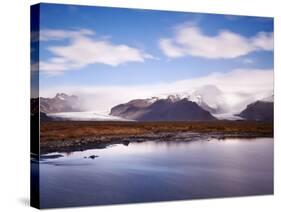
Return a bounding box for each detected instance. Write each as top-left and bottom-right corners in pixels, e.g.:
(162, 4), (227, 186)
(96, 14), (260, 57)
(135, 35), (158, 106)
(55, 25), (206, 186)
(41, 68), (273, 113)
(159, 24), (273, 59)
(39, 29), (155, 75)
(40, 28), (95, 41)
(251, 31), (274, 50)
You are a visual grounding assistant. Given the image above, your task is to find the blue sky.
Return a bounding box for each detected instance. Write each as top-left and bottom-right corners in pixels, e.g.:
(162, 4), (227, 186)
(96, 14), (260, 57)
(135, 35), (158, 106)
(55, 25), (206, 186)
(31, 3), (274, 111)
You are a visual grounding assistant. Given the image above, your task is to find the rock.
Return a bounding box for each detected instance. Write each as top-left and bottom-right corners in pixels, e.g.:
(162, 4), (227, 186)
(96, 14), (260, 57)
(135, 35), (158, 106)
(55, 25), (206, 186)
(40, 154), (64, 160)
(122, 141), (130, 146)
(88, 155), (99, 159)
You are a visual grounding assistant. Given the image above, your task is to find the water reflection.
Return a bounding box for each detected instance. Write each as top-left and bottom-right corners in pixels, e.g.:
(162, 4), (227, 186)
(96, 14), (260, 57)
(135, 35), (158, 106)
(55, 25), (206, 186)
(39, 138), (273, 208)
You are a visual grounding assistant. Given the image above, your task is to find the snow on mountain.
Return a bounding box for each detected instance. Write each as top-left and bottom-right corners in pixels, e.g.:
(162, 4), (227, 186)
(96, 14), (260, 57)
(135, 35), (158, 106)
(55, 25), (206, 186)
(48, 111), (133, 121)
(43, 90), (274, 121)
(110, 97), (217, 121)
(187, 85), (228, 114)
(213, 113), (244, 121)
(153, 86), (273, 117)
(40, 93), (81, 113)
(155, 85), (228, 114)
(261, 95), (274, 102)
(146, 97), (159, 104)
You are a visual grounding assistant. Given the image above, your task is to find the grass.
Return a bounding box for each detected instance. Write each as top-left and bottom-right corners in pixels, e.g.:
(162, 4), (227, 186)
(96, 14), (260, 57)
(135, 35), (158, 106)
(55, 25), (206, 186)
(40, 120), (273, 143)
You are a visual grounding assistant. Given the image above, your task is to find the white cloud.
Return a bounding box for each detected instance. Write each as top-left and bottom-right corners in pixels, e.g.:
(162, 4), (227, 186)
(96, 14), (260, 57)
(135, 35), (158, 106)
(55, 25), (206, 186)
(159, 24), (273, 59)
(39, 29), (155, 75)
(159, 38), (185, 58)
(251, 31), (274, 50)
(40, 29), (95, 41)
(41, 68), (273, 113)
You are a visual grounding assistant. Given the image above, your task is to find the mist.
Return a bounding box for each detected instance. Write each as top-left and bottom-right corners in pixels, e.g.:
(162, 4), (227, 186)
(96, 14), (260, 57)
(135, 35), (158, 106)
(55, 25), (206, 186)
(40, 68), (273, 114)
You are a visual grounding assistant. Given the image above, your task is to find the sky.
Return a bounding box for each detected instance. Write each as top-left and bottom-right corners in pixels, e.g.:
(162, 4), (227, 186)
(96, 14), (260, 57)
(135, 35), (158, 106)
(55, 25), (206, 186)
(31, 3), (274, 112)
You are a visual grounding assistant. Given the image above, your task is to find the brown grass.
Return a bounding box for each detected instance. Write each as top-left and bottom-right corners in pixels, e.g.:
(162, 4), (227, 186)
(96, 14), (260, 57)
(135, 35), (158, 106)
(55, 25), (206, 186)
(40, 120), (273, 143)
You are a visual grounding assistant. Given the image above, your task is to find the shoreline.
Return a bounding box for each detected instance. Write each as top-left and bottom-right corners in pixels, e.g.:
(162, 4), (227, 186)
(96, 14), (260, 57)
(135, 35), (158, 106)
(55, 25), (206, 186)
(39, 121), (273, 154)
(40, 132), (273, 154)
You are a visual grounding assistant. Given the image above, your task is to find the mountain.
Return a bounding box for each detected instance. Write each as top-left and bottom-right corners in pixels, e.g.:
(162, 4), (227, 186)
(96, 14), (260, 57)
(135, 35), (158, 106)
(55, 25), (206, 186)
(150, 85), (228, 114)
(110, 97), (159, 120)
(40, 93), (81, 113)
(110, 97), (216, 121)
(261, 94), (274, 102)
(237, 97), (273, 121)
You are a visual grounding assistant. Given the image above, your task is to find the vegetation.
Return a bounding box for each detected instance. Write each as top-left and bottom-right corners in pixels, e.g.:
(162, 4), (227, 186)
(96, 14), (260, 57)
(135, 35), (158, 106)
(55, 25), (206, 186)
(40, 121), (273, 153)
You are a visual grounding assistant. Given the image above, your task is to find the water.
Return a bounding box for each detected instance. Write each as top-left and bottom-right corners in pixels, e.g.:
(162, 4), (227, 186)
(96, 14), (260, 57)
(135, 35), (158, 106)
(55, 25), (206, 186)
(38, 138), (273, 208)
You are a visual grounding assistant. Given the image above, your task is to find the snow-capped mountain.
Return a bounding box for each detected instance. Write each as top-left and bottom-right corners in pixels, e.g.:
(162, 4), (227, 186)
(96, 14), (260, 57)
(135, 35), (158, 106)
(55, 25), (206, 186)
(40, 93), (81, 113)
(189, 85), (228, 114)
(110, 86), (274, 121)
(110, 96), (217, 121)
(261, 94), (274, 102)
(38, 90), (274, 121)
(109, 85), (230, 121)
(152, 85), (228, 114)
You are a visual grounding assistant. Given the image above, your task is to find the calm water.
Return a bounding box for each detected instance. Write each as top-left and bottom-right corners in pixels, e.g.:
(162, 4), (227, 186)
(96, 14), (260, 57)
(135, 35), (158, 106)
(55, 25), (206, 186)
(37, 138), (273, 208)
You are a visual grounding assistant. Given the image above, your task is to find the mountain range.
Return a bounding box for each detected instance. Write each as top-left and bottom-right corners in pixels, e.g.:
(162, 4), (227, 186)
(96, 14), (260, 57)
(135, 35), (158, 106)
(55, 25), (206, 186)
(110, 93), (273, 122)
(34, 92), (273, 122)
(40, 93), (81, 114)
